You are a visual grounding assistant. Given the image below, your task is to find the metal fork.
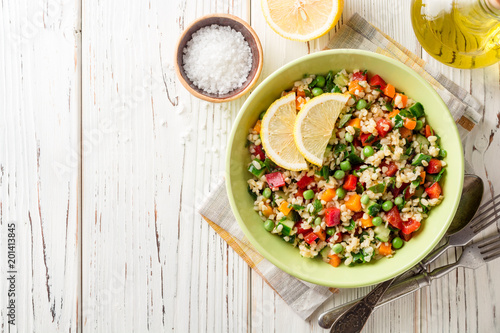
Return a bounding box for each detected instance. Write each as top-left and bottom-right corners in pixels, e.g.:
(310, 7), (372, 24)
(415, 192), (500, 273)
(322, 233), (500, 330)
(318, 193), (500, 329)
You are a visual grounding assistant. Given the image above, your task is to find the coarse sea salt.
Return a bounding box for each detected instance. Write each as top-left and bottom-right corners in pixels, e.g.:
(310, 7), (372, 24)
(183, 24), (252, 95)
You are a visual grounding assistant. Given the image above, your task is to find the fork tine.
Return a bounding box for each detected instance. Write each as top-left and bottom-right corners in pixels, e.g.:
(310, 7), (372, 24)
(474, 193), (500, 219)
(474, 234), (500, 247)
(478, 238), (500, 253)
(482, 250), (500, 263)
(472, 209), (499, 233)
(469, 193), (500, 227)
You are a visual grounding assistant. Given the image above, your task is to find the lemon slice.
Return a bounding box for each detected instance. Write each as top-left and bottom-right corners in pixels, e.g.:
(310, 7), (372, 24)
(261, 0), (344, 42)
(260, 93), (308, 171)
(294, 93), (349, 166)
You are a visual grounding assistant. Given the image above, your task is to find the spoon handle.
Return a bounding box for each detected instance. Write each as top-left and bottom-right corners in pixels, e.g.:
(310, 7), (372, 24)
(329, 278), (395, 333)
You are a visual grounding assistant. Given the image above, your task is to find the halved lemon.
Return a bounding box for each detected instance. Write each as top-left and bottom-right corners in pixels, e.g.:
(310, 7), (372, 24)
(294, 93), (349, 166)
(261, 0), (344, 42)
(260, 93), (308, 171)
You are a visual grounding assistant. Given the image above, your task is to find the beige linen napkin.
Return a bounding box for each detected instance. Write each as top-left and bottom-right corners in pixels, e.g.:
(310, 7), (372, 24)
(198, 13), (483, 320)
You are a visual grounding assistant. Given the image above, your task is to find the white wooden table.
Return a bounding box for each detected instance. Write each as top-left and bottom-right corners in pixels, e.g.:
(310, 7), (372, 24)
(1, 0), (499, 332)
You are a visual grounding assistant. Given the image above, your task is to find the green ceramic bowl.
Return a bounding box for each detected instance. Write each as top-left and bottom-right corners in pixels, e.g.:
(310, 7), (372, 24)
(226, 49), (463, 287)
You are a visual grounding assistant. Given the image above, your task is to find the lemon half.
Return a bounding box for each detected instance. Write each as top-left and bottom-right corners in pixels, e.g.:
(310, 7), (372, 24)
(260, 93), (308, 171)
(294, 93), (349, 166)
(261, 0), (344, 42)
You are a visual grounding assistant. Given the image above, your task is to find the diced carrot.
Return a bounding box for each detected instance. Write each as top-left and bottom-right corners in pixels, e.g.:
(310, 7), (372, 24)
(387, 109), (400, 118)
(378, 242), (393, 256)
(348, 80), (363, 94)
(404, 118), (417, 130)
(425, 124), (434, 138)
(328, 253), (342, 267)
(296, 89), (306, 98)
(399, 127), (413, 140)
(360, 216), (374, 228)
(395, 93), (408, 108)
(383, 84), (396, 98)
(296, 96), (306, 111)
(262, 204), (273, 217)
(347, 118), (361, 129)
(321, 188), (336, 202)
(345, 194), (362, 212)
(420, 171), (426, 185)
(278, 201), (292, 215)
(315, 229), (326, 242)
(253, 120), (261, 133)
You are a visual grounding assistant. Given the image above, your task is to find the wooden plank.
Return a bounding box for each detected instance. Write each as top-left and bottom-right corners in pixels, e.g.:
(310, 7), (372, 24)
(81, 0), (249, 331)
(0, 0), (81, 332)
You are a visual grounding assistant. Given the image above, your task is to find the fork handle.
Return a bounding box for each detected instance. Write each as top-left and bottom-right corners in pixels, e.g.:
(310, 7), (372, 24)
(419, 239), (451, 268)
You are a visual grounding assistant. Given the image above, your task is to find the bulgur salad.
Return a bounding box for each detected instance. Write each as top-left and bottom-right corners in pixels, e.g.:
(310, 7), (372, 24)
(246, 69), (446, 267)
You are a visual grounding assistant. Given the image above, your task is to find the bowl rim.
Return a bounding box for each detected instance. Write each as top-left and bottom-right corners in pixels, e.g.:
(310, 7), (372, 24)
(174, 13), (263, 103)
(225, 49), (464, 287)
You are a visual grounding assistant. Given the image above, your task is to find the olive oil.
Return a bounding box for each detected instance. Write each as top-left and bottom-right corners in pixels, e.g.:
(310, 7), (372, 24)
(411, 0), (500, 68)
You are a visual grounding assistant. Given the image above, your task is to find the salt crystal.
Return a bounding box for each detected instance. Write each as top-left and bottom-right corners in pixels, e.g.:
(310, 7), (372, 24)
(183, 24), (252, 95)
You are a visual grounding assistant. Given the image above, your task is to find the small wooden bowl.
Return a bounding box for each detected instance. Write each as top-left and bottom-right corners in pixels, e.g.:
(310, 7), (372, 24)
(175, 14), (263, 103)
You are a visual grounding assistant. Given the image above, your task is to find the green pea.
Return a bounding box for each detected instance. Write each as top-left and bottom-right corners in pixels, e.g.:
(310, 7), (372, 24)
(392, 237), (404, 249)
(332, 243), (344, 254)
(326, 228), (335, 236)
(263, 188), (272, 199)
(336, 188), (347, 200)
(264, 219), (274, 231)
(363, 146), (374, 157)
(303, 189), (315, 200)
(361, 194), (370, 205)
(394, 196), (404, 206)
(312, 87), (324, 96)
(314, 217), (322, 226)
(372, 216), (383, 226)
(382, 200), (394, 211)
(340, 160), (352, 171)
(334, 170), (345, 179)
(356, 99), (368, 110)
(415, 119), (424, 131)
(315, 75), (326, 88)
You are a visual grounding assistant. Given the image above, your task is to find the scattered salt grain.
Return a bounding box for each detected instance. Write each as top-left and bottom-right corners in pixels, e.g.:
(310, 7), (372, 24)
(183, 24), (252, 95)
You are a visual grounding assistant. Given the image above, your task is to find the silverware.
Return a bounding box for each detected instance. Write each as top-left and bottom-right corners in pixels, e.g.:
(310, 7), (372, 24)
(319, 177), (499, 329)
(327, 233), (500, 332)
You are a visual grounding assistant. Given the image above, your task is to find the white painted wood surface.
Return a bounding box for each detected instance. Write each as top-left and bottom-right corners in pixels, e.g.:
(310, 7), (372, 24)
(1, 0), (500, 332)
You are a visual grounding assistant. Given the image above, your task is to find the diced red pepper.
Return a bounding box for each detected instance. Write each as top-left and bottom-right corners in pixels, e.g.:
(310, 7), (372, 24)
(253, 145), (265, 161)
(297, 175), (314, 189)
(369, 74), (387, 89)
(360, 133), (377, 146)
(295, 189), (305, 198)
(324, 207), (341, 227)
(402, 218), (421, 235)
(343, 174), (358, 191)
(404, 186), (414, 200)
(376, 118), (392, 138)
(352, 211), (364, 221)
(352, 71), (367, 82)
(294, 221), (309, 235)
(425, 182), (442, 199)
(380, 160), (398, 177)
(425, 125), (434, 138)
(385, 206), (403, 230)
(266, 172), (285, 189)
(353, 138), (362, 148)
(427, 159), (442, 174)
(304, 232), (318, 245)
(391, 182), (409, 197)
(399, 230), (413, 241)
(334, 232), (343, 243)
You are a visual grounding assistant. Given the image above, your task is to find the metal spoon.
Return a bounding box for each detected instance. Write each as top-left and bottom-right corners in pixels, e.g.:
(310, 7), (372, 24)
(319, 174), (484, 330)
